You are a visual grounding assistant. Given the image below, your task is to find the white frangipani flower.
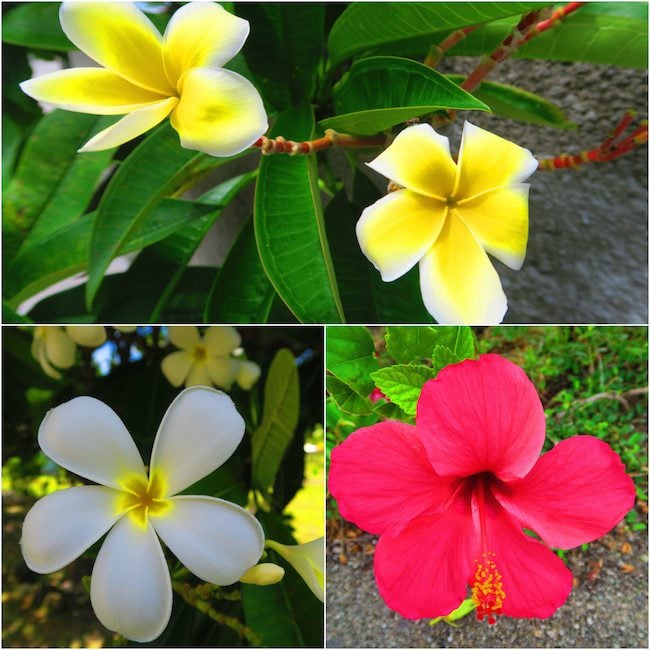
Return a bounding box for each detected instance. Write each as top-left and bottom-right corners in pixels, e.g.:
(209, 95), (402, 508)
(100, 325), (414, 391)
(266, 537), (324, 602)
(20, 387), (264, 642)
(161, 325), (261, 390)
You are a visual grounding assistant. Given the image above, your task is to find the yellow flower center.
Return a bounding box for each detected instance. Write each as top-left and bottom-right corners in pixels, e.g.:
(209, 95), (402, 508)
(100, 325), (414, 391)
(118, 473), (170, 528)
(445, 196), (458, 208)
(193, 345), (208, 362)
(471, 551), (506, 624)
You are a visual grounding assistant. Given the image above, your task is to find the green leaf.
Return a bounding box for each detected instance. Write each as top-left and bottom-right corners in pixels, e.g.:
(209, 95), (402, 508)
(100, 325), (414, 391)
(320, 56), (489, 135)
(444, 75), (574, 128)
(328, 2), (547, 64)
(3, 300), (31, 324)
(325, 171), (434, 323)
(236, 3), (325, 110)
(3, 111), (115, 257)
(326, 375), (374, 416)
(2, 2), (74, 51)
(437, 326), (475, 360)
(5, 198), (218, 305)
(94, 173), (254, 322)
(205, 217), (275, 323)
(385, 326), (441, 363)
(85, 122), (228, 309)
(255, 106), (344, 323)
(371, 364), (437, 415)
(451, 8), (648, 68)
(432, 344), (463, 374)
(252, 349), (300, 492)
(326, 326), (377, 396)
(159, 267), (217, 323)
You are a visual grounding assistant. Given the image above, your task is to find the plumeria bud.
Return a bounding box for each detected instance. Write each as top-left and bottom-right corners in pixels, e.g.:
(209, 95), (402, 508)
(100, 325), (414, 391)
(235, 360), (261, 390)
(240, 562), (285, 586)
(65, 326), (107, 348)
(265, 538), (324, 602)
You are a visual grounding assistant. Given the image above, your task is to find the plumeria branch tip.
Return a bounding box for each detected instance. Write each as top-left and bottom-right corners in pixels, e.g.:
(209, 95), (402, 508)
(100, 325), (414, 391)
(254, 129), (388, 155)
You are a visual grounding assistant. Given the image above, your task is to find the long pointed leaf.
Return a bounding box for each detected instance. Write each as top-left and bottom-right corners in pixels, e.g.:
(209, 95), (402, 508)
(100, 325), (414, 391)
(255, 106), (344, 323)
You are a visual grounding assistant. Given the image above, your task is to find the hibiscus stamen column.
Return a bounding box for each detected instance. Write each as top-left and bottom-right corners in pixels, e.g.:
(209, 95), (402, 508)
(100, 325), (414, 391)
(471, 475), (505, 624)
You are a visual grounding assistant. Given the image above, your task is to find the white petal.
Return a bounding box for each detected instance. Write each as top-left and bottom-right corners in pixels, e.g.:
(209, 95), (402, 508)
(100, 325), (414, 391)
(150, 387), (245, 496)
(151, 496), (264, 584)
(90, 516), (172, 643)
(38, 396), (147, 489)
(21, 486), (122, 574)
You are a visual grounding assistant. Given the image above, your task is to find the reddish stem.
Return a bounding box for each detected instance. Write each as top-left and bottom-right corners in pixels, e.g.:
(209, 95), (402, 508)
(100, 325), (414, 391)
(424, 25), (478, 68)
(253, 129), (387, 156)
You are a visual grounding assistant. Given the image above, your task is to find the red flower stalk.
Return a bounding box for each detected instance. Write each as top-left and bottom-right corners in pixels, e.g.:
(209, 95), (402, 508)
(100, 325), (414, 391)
(329, 354), (635, 623)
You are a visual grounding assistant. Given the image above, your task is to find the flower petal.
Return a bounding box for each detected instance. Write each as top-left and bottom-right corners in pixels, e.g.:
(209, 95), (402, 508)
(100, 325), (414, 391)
(59, 1), (173, 95)
(457, 184), (530, 270)
(185, 362), (213, 387)
(90, 515), (172, 643)
(203, 326), (241, 355)
(42, 327), (76, 370)
(418, 213), (507, 324)
(235, 360), (261, 390)
(65, 325), (107, 348)
(151, 496), (264, 584)
(454, 120), (538, 199)
(265, 538), (324, 601)
(374, 494), (477, 619)
(170, 68), (267, 157)
(329, 421), (457, 536)
(20, 68), (169, 115)
(476, 489), (573, 619)
(161, 350), (194, 387)
(168, 325), (201, 350)
(163, 2), (249, 88)
(38, 396), (147, 489)
(493, 436), (636, 549)
(21, 486), (122, 573)
(78, 97), (178, 152)
(150, 387), (245, 496)
(366, 123), (456, 199)
(417, 355), (546, 481)
(205, 356), (237, 389)
(356, 190), (446, 282)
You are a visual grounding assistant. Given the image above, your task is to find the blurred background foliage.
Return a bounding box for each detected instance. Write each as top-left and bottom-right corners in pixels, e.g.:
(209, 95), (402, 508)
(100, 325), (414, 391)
(327, 325), (648, 537)
(3, 325), (324, 647)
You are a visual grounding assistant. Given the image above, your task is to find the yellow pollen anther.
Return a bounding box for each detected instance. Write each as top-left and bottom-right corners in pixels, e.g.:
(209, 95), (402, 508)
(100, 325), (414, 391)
(471, 551), (505, 625)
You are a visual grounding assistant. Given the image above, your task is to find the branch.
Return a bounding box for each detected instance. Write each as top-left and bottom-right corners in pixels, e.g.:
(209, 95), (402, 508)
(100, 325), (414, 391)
(424, 26), (478, 69)
(538, 111), (648, 170)
(253, 129), (387, 156)
(460, 3), (583, 95)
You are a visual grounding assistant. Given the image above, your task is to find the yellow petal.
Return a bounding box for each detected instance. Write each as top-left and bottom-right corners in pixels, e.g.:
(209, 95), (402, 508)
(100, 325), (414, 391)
(162, 2), (249, 89)
(356, 190), (447, 282)
(206, 356), (238, 389)
(170, 68), (267, 157)
(59, 1), (174, 95)
(366, 124), (457, 199)
(78, 97), (178, 152)
(65, 325), (107, 347)
(453, 121), (538, 199)
(20, 68), (169, 115)
(168, 326), (201, 350)
(161, 351), (194, 387)
(203, 326), (241, 355)
(235, 360), (261, 390)
(240, 563), (285, 586)
(457, 184), (530, 270)
(419, 213), (507, 324)
(186, 363), (213, 388)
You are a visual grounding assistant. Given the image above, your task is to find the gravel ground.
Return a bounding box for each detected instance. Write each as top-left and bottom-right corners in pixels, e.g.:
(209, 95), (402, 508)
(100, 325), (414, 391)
(326, 527), (648, 648)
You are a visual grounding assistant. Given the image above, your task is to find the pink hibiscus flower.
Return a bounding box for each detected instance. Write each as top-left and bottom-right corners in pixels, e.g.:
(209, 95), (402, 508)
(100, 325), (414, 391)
(329, 354), (635, 623)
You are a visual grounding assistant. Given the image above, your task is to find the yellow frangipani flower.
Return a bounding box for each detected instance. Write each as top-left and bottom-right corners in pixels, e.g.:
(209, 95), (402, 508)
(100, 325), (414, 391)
(357, 121), (538, 324)
(161, 325), (260, 391)
(32, 326), (107, 379)
(20, 2), (267, 156)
